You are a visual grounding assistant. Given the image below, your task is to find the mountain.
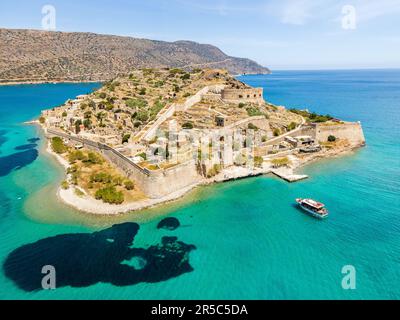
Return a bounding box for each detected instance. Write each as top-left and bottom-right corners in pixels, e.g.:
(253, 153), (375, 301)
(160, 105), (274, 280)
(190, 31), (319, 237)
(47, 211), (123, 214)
(0, 29), (270, 84)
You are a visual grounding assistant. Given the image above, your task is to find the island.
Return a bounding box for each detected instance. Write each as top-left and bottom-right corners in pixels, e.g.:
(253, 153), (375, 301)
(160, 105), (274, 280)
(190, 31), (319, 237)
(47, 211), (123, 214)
(37, 68), (366, 215)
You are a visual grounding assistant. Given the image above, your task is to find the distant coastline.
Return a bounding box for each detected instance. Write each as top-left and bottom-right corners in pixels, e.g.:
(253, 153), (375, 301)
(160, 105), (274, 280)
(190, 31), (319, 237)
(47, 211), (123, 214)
(0, 79), (105, 86)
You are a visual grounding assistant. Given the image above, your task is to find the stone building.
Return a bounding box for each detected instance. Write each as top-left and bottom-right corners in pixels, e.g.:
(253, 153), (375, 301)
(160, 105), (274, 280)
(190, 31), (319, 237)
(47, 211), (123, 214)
(221, 88), (264, 104)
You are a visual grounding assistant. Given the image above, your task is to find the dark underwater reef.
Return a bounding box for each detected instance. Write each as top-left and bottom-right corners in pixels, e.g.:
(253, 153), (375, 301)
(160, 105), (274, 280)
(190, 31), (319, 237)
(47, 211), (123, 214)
(3, 220), (195, 291)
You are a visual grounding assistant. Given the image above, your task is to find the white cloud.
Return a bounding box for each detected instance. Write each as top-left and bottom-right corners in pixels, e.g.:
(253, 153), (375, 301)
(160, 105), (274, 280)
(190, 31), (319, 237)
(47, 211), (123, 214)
(350, 0), (400, 22)
(281, 0), (314, 25)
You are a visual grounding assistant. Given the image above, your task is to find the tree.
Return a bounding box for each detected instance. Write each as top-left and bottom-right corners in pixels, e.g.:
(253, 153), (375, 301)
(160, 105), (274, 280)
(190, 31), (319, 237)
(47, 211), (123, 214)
(254, 156), (264, 168)
(181, 73), (190, 80)
(95, 186), (124, 204)
(122, 134), (131, 144)
(271, 157), (291, 168)
(182, 122), (194, 129)
(87, 152), (103, 164)
(61, 180), (69, 190)
(273, 128), (281, 137)
(83, 119), (92, 129)
(96, 112), (105, 126)
(328, 135), (337, 142)
(39, 116), (46, 124)
(75, 119), (82, 134)
(51, 137), (67, 154)
(124, 180), (135, 190)
(248, 123), (258, 131)
(136, 111), (149, 122)
(287, 122), (297, 131)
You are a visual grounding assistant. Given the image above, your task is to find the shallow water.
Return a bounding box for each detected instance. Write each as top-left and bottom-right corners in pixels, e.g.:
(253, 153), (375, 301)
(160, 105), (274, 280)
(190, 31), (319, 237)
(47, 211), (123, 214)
(0, 70), (399, 299)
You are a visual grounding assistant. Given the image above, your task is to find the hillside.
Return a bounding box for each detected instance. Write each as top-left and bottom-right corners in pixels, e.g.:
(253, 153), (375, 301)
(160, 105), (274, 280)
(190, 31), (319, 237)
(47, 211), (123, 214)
(0, 29), (270, 84)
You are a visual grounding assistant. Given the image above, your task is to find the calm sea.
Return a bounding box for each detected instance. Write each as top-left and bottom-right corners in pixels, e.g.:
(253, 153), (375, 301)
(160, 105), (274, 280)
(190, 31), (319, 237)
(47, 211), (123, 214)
(0, 70), (399, 299)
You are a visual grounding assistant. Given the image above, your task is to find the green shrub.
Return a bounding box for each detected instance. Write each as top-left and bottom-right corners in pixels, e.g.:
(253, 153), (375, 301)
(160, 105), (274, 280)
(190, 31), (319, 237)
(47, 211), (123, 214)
(126, 98), (148, 109)
(51, 137), (67, 154)
(273, 128), (281, 137)
(95, 186), (124, 204)
(182, 122), (194, 129)
(150, 100), (165, 117)
(290, 108), (333, 123)
(238, 103), (245, 108)
(122, 134), (131, 144)
(39, 116), (46, 124)
(181, 73), (190, 80)
(139, 88), (147, 95)
(328, 135), (337, 142)
(254, 156), (264, 168)
(287, 122), (297, 131)
(124, 180), (135, 190)
(154, 80), (165, 88)
(271, 157), (291, 168)
(75, 188), (85, 197)
(136, 111), (149, 122)
(246, 106), (263, 117)
(61, 180), (69, 190)
(248, 123), (258, 131)
(90, 172), (112, 184)
(113, 176), (124, 186)
(136, 152), (147, 160)
(83, 119), (92, 129)
(68, 150), (86, 164)
(169, 68), (185, 75)
(86, 152), (103, 164)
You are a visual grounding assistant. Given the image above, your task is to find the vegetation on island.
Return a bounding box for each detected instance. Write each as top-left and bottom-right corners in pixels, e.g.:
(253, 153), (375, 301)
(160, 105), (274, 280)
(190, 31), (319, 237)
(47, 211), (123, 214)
(51, 137), (67, 154)
(50, 141), (144, 205)
(289, 109), (333, 123)
(328, 135), (337, 142)
(271, 157), (291, 168)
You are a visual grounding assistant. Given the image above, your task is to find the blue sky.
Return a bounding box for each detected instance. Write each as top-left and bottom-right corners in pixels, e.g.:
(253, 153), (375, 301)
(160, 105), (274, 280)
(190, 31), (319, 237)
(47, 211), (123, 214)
(1, 0), (399, 70)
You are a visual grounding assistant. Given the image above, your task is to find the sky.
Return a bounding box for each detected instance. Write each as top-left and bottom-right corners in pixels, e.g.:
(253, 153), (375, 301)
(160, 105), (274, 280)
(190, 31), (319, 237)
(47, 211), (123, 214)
(1, 0), (399, 70)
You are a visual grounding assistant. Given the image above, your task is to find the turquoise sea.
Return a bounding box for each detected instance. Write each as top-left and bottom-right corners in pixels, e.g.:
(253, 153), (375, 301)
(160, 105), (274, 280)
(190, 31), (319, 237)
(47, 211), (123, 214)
(0, 70), (399, 300)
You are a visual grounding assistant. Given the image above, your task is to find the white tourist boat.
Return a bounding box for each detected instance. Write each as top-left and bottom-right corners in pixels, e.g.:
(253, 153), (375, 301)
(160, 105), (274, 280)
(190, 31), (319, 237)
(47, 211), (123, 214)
(296, 198), (329, 219)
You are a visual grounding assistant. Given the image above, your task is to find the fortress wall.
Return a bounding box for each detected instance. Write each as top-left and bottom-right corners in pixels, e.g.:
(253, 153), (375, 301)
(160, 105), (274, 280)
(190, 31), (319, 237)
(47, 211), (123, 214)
(46, 129), (201, 199)
(221, 88), (264, 104)
(315, 122), (365, 146)
(148, 160), (201, 197)
(294, 125), (317, 139)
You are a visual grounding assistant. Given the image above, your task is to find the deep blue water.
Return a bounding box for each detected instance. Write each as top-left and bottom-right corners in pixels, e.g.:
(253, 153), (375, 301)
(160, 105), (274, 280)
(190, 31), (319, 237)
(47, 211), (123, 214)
(0, 71), (399, 299)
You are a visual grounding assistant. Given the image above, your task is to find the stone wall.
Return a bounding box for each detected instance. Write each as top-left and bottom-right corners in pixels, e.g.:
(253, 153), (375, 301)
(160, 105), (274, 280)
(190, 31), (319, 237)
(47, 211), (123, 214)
(221, 88), (264, 104)
(46, 129), (201, 199)
(315, 122), (365, 146)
